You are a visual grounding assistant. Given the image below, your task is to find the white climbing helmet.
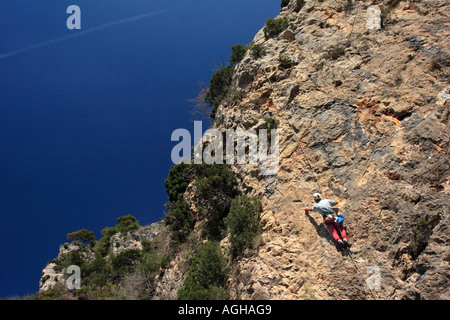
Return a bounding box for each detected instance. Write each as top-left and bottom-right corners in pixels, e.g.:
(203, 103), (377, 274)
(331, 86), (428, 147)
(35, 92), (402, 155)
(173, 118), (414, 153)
(313, 193), (321, 201)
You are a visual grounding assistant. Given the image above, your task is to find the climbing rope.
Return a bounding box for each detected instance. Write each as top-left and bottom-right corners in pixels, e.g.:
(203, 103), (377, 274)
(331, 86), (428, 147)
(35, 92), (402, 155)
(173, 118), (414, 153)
(346, 247), (378, 300)
(346, 0), (362, 42)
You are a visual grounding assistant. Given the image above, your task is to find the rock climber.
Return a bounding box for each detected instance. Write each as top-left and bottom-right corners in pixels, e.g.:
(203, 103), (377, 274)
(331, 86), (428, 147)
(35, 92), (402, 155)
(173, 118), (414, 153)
(304, 193), (350, 248)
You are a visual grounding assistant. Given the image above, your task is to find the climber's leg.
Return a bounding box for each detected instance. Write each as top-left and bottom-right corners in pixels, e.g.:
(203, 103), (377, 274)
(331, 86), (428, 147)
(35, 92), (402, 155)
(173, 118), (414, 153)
(325, 223), (341, 243)
(337, 224), (348, 240)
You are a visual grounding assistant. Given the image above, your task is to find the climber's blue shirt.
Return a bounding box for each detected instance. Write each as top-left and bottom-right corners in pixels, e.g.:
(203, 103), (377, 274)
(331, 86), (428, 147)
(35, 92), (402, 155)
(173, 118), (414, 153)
(312, 199), (337, 217)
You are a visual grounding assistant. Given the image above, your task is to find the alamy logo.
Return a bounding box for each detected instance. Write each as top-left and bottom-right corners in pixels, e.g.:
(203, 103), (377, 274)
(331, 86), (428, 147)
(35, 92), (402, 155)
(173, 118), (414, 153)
(67, 5), (81, 30)
(66, 265), (81, 290)
(171, 121), (279, 175)
(367, 265), (381, 290)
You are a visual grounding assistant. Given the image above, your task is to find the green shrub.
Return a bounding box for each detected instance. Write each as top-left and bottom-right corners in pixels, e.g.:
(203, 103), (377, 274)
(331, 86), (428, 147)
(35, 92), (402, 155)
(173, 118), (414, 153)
(52, 250), (86, 273)
(82, 253), (109, 288)
(194, 164), (237, 199)
(66, 229), (96, 245)
(111, 249), (142, 280)
(278, 53), (297, 68)
(205, 65), (234, 113)
(264, 17), (289, 39)
(165, 162), (193, 203)
(141, 238), (157, 253)
(257, 117), (279, 134)
(281, 0), (290, 8)
(324, 45), (346, 60)
(116, 215), (141, 234)
(100, 226), (118, 238)
(138, 241), (171, 276)
(164, 194), (193, 242)
(160, 255), (171, 269)
(36, 283), (69, 300)
(195, 164), (239, 241)
(178, 241), (229, 300)
(205, 219), (227, 242)
(165, 164), (237, 243)
(230, 44), (247, 65)
(94, 226), (117, 257)
(225, 195), (262, 258)
(278, 53), (292, 66)
(248, 43), (266, 59)
(140, 251), (160, 275)
(408, 219), (433, 258)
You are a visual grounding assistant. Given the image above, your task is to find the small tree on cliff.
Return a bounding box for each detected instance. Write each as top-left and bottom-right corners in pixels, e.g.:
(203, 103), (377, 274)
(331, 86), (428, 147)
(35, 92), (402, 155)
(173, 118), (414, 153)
(225, 195), (262, 258)
(66, 229), (96, 245)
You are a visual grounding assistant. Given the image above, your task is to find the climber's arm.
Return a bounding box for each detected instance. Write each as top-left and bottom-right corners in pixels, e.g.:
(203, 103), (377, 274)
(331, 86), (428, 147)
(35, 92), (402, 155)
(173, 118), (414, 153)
(329, 199), (338, 206)
(325, 194), (339, 205)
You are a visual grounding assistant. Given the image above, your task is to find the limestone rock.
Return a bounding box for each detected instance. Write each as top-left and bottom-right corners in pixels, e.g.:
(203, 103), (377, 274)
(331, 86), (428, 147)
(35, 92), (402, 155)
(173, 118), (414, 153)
(280, 29), (296, 42)
(436, 86), (450, 105)
(110, 223), (164, 255)
(153, 254), (187, 300)
(214, 0), (450, 300)
(39, 263), (64, 292)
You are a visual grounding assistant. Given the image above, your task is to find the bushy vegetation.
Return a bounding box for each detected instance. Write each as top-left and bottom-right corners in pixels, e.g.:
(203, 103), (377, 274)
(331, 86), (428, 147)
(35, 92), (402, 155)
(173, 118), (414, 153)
(164, 162), (239, 243)
(263, 17), (289, 39)
(205, 65), (234, 118)
(408, 219), (433, 259)
(116, 215), (141, 234)
(248, 43), (266, 59)
(50, 248), (86, 273)
(165, 162), (193, 203)
(278, 53), (293, 67)
(81, 253), (109, 289)
(94, 226), (117, 257)
(257, 117), (279, 135)
(194, 164), (239, 241)
(66, 229), (96, 245)
(225, 195), (262, 258)
(193, 163), (237, 199)
(39, 174), (263, 301)
(324, 45), (346, 60)
(164, 193), (193, 243)
(281, 0), (290, 8)
(178, 241), (229, 300)
(230, 44), (248, 65)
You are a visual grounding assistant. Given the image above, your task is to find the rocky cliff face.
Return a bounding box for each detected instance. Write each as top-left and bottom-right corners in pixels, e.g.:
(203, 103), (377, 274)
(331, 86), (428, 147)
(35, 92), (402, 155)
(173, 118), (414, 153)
(39, 0), (449, 300)
(213, 0), (449, 300)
